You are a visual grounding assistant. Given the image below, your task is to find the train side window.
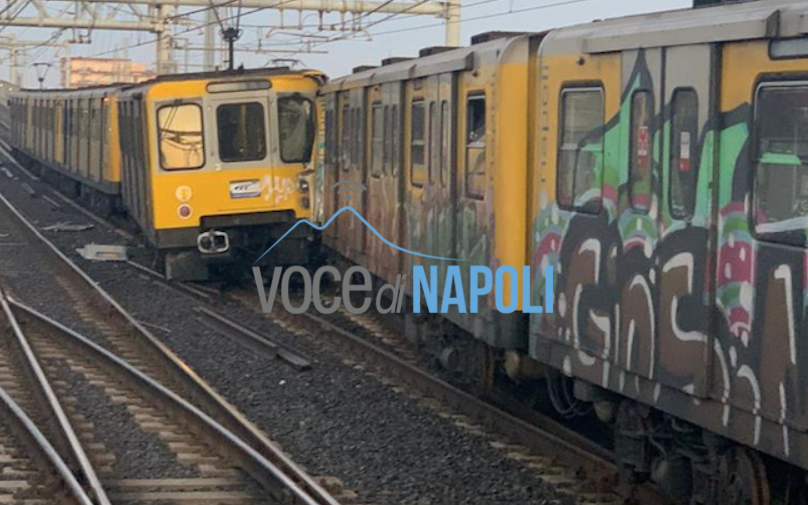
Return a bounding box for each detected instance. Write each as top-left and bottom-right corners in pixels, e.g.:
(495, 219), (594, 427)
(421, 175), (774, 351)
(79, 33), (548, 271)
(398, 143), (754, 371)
(324, 110), (332, 165)
(341, 104), (350, 171)
(629, 91), (653, 212)
(429, 101), (439, 184)
(669, 89), (698, 220)
(278, 95), (314, 164)
(352, 107), (362, 169)
(371, 103), (383, 177)
(157, 103), (205, 170)
(753, 83), (808, 244)
(440, 100), (450, 187)
(411, 100), (426, 186)
(465, 94), (486, 199)
(557, 88), (604, 212)
(383, 105), (391, 174)
(217, 102), (267, 163)
(391, 105), (399, 175)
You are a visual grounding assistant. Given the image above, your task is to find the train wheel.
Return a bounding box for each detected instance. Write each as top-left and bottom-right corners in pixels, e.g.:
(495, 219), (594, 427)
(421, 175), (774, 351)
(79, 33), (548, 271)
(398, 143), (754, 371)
(716, 448), (770, 505)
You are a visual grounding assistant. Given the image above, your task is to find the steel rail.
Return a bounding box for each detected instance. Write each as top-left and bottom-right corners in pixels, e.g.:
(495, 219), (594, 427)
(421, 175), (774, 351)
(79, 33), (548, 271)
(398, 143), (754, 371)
(195, 306), (312, 370)
(8, 298), (324, 505)
(125, 259), (312, 370)
(267, 300), (670, 505)
(0, 378), (94, 505)
(0, 286), (112, 505)
(0, 188), (340, 505)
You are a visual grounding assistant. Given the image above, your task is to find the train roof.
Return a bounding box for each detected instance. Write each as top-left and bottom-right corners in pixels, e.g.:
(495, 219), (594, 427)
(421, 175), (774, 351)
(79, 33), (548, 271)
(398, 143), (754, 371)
(324, 0), (808, 92)
(543, 0), (807, 55)
(12, 66), (325, 98)
(321, 34), (528, 93)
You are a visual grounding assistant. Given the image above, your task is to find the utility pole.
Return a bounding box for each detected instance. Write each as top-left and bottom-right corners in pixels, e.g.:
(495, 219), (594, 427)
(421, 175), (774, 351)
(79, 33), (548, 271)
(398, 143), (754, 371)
(204, 9), (215, 70)
(155, 4), (177, 75)
(445, 0), (461, 47)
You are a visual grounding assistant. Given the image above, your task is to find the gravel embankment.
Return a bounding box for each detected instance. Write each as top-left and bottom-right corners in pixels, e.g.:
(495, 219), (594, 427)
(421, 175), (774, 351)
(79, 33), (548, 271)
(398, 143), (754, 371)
(0, 151), (567, 505)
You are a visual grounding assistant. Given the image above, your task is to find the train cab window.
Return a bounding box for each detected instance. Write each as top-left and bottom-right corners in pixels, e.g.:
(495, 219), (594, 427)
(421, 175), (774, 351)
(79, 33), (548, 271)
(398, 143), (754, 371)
(669, 89), (698, 220)
(440, 100), (450, 187)
(157, 103), (205, 170)
(557, 88), (604, 212)
(754, 84), (808, 244)
(411, 100), (426, 186)
(278, 95), (314, 163)
(629, 91), (653, 212)
(465, 94), (486, 199)
(371, 103), (383, 177)
(217, 102), (266, 163)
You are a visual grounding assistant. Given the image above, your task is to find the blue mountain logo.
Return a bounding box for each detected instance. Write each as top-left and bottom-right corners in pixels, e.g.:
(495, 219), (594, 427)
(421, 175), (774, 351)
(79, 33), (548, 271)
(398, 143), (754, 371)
(253, 181), (465, 264)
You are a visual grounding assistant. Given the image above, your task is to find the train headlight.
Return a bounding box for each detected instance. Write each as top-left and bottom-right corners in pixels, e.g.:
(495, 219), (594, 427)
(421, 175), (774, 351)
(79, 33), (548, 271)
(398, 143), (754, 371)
(178, 204), (193, 219)
(175, 185), (193, 203)
(297, 178), (310, 193)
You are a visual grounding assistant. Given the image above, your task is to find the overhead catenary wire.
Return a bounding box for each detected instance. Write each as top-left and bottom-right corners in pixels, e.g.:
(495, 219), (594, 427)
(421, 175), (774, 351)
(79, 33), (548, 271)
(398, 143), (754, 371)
(238, 0), (593, 52)
(84, 0), (599, 66)
(310, 0), (594, 48)
(84, 0), (302, 58)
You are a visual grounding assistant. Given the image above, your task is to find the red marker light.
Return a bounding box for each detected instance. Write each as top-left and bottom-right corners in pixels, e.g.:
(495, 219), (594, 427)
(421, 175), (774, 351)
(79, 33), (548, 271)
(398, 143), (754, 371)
(178, 204), (192, 219)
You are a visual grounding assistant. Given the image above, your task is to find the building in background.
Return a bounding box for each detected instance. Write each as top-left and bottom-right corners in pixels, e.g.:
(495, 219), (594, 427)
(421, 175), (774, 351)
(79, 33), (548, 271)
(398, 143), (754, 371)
(60, 57), (156, 88)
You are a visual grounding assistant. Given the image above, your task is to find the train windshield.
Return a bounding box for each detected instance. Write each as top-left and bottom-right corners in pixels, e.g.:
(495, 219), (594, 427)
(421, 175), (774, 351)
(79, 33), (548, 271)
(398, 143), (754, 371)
(157, 103), (205, 170)
(216, 102), (267, 163)
(278, 95), (314, 163)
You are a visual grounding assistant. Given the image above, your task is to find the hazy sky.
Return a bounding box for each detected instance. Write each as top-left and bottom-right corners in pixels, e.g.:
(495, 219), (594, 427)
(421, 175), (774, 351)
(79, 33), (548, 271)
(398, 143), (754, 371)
(3, 0), (691, 87)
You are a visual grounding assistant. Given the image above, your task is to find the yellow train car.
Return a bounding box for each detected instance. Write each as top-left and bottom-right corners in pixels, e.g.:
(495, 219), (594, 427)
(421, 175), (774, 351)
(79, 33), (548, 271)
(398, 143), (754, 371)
(116, 68), (324, 278)
(324, 2), (808, 502)
(11, 86), (123, 211)
(10, 67), (325, 279)
(321, 34), (538, 349)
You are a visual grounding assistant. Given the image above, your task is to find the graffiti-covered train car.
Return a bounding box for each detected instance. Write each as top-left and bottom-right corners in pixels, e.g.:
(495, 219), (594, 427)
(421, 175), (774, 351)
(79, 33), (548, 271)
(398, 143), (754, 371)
(321, 1), (808, 502)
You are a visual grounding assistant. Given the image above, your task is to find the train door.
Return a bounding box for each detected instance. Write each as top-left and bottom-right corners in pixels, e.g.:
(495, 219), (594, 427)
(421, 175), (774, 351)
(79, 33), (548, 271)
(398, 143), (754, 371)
(335, 87), (367, 265)
(333, 93), (352, 256)
(90, 97), (102, 182)
(403, 78), (429, 278)
(210, 94), (273, 203)
(350, 86), (368, 265)
(82, 97), (91, 179)
(654, 44), (716, 398)
(322, 93), (339, 248)
(365, 82), (403, 284)
(455, 71), (490, 321)
(715, 39), (808, 436)
(425, 73), (457, 295)
(616, 48), (664, 382)
(72, 98), (80, 173)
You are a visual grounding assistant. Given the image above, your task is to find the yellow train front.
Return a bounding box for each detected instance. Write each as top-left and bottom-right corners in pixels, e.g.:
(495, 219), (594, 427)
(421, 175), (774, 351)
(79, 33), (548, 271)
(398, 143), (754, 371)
(11, 68), (325, 280)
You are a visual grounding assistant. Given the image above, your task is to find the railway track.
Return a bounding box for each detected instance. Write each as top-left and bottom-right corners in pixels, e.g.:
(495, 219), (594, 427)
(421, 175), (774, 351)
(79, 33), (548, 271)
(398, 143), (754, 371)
(0, 134), (665, 503)
(228, 287), (670, 505)
(0, 184), (341, 504)
(0, 353), (93, 505)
